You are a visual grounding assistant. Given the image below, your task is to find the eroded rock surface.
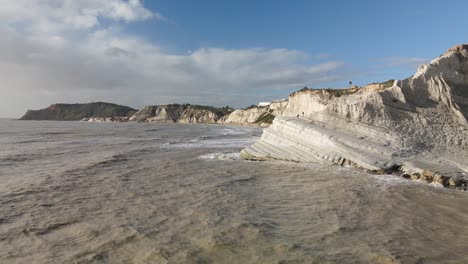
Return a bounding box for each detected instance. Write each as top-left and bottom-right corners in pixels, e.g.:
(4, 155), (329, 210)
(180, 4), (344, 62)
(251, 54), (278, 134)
(130, 104), (233, 124)
(221, 100), (288, 127)
(242, 45), (468, 188)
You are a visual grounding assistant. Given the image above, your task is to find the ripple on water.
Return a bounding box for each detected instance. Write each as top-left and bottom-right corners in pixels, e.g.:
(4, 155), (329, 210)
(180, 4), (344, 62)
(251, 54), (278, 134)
(1, 121), (468, 264)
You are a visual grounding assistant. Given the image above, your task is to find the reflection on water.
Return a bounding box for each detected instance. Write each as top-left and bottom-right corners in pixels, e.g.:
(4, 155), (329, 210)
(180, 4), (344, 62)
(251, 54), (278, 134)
(0, 120), (467, 264)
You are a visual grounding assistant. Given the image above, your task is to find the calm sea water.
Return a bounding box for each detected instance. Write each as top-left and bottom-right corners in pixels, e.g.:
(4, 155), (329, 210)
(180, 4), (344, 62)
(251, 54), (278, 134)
(0, 119), (467, 264)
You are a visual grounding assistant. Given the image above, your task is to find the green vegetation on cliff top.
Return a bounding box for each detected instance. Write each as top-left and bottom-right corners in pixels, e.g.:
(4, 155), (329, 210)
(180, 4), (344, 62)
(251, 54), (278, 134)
(254, 112), (275, 124)
(183, 104), (235, 116)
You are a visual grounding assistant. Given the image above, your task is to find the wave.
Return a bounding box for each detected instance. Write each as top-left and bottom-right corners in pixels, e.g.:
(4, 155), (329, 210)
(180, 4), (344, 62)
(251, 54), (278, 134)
(0, 153), (42, 163)
(12, 139), (44, 144)
(0, 151), (66, 165)
(219, 127), (253, 136)
(160, 137), (257, 150)
(199, 152), (240, 160)
(368, 174), (449, 190)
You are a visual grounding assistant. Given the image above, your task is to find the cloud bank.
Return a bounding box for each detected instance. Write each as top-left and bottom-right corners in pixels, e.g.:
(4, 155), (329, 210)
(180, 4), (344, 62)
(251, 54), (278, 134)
(0, 0), (347, 117)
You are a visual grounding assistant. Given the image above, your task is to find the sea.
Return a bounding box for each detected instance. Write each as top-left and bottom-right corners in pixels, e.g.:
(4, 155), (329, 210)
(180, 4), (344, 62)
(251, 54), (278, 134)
(0, 119), (467, 264)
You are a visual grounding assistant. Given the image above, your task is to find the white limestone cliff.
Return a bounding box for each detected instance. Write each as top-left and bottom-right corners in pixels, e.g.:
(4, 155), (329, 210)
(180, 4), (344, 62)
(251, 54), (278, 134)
(221, 99), (288, 126)
(130, 105), (186, 123)
(241, 45), (468, 188)
(129, 104), (232, 124)
(178, 109), (224, 124)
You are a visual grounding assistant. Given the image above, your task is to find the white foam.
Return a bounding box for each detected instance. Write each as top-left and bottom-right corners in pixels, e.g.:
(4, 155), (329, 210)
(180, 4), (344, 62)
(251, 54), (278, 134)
(199, 152), (240, 160)
(370, 174), (446, 189)
(370, 174), (414, 186)
(160, 137), (257, 149)
(219, 127), (255, 136)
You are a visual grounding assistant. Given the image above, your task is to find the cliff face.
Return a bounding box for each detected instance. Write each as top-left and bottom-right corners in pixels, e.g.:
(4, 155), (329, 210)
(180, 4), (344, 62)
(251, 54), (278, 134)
(221, 100), (288, 127)
(20, 102), (137, 121)
(242, 45), (468, 187)
(130, 104), (187, 123)
(130, 104), (234, 124)
(178, 109), (225, 124)
(222, 107), (272, 127)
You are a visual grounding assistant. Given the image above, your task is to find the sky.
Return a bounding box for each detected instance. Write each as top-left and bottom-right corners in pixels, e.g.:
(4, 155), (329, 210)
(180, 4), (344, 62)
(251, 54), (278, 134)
(1, 0), (467, 118)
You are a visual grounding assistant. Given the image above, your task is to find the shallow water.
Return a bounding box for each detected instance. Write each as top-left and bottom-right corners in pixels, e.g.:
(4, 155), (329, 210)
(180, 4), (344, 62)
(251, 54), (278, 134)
(0, 119), (467, 263)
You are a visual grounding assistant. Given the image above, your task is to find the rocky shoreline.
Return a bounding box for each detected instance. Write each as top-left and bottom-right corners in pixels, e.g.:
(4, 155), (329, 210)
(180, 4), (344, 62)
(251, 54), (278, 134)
(18, 45), (468, 190)
(241, 44), (468, 190)
(81, 116), (132, 122)
(20, 102), (282, 126)
(20, 102), (137, 121)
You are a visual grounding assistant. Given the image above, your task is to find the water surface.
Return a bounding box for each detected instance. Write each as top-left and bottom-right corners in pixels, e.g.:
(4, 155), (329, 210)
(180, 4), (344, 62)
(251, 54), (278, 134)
(0, 120), (467, 263)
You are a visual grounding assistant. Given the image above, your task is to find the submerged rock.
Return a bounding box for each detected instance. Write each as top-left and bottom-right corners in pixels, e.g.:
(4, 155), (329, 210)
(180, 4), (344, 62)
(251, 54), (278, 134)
(411, 173), (420, 180)
(433, 174), (447, 186)
(448, 178), (460, 187)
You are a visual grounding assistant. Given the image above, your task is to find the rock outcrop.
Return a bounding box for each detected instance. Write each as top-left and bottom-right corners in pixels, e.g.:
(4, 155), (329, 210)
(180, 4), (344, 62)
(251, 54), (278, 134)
(130, 104), (187, 123)
(178, 108), (227, 124)
(241, 45), (468, 188)
(20, 102), (137, 121)
(221, 100), (288, 127)
(82, 116), (131, 122)
(130, 104), (234, 124)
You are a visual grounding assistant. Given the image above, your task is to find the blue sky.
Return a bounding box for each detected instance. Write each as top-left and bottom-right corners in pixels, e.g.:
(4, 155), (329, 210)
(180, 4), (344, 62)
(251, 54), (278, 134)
(139, 0), (467, 82)
(0, 0), (467, 117)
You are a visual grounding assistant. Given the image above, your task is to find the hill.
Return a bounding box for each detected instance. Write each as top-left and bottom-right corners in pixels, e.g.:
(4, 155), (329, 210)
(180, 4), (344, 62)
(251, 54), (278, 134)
(20, 102), (137, 121)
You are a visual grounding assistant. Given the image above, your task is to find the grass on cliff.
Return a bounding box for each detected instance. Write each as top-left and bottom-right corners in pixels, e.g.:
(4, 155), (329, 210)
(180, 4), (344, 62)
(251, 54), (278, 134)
(254, 112), (275, 124)
(293, 86), (360, 98)
(380, 79), (395, 88)
(366, 79), (394, 89)
(293, 80), (394, 98)
(183, 104), (235, 116)
(244, 104), (269, 110)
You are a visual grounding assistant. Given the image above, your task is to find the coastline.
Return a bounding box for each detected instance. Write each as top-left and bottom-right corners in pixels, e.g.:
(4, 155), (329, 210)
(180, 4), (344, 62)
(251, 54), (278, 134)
(13, 45), (468, 191)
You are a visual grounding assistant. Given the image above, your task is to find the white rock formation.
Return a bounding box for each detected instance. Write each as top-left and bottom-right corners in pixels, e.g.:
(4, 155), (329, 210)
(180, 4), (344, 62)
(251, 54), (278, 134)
(222, 107), (271, 126)
(130, 104), (232, 124)
(241, 45), (468, 187)
(221, 99), (288, 126)
(178, 109), (223, 124)
(130, 105), (186, 123)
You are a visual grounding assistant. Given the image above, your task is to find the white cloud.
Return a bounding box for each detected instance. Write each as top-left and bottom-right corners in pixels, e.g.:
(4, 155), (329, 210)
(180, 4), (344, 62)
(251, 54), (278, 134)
(0, 0), (346, 118)
(0, 0), (157, 32)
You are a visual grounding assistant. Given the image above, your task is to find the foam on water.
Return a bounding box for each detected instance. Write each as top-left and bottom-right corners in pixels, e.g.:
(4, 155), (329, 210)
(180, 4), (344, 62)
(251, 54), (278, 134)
(369, 174), (415, 186)
(160, 137), (257, 149)
(369, 174), (452, 190)
(219, 127), (252, 135)
(199, 152), (241, 160)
